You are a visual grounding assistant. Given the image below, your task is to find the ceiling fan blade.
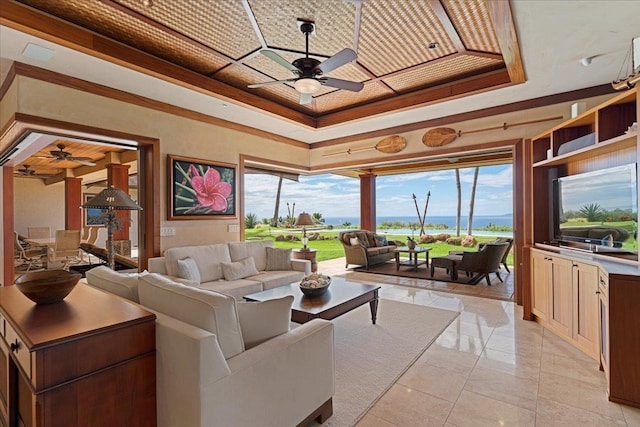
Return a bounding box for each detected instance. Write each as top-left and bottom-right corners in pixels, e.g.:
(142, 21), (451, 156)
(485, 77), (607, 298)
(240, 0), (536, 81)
(321, 77), (364, 92)
(316, 48), (357, 75)
(70, 158), (97, 166)
(261, 50), (301, 74)
(248, 78), (297, 89)
(299, 93), (313, 105)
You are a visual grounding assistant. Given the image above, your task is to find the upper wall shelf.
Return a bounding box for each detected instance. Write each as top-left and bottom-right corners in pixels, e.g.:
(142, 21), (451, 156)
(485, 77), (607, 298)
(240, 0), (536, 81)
(533, 131), (637, 167)
(531, 87), (638, 167)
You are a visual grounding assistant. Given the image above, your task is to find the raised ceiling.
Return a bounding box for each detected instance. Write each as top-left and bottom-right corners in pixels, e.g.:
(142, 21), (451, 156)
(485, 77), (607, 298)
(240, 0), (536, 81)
(12, 0), (523, 127)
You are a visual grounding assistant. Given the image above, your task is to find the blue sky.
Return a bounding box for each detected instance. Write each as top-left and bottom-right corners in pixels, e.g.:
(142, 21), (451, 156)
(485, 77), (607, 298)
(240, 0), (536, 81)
(244, 164), (513, 220)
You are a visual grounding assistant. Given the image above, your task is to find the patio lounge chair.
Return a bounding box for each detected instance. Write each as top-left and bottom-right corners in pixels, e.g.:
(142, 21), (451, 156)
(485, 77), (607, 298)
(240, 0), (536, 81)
(455, 242), (510, 286)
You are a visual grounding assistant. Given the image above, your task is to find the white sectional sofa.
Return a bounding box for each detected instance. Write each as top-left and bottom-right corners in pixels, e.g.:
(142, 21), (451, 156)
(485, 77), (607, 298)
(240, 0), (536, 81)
(148, 240), (310, 299)
(84, 266), (335, 427)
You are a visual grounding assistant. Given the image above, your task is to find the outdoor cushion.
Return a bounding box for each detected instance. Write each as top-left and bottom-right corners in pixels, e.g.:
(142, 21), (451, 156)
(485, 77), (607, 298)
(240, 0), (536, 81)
(355, 231), (371, 248)
(138, 273), (244, 359)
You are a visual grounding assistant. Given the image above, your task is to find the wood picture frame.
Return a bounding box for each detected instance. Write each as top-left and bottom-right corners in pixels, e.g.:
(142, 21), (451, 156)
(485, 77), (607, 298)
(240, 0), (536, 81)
(83, 193), (106, 227)
(168, 154), (237, 220)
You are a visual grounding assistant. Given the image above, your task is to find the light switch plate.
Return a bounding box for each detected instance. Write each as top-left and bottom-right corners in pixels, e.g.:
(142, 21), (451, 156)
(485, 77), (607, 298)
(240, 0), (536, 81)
(228, 224), (239, 232)
(160, 227), (176, 236)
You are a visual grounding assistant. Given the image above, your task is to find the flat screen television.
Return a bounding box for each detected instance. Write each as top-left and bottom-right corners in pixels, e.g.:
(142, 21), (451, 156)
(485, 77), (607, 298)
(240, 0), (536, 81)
(553, 163), (638, 253)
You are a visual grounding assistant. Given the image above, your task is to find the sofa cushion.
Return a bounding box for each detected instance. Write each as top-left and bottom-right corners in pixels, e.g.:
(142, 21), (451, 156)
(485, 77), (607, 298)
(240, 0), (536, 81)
(176, 257), (201, 284)
(85, 265), (142, 303)
(355, 231), (372, 248)
(265, 247), (292, 271)
(164, 244), (231, 283)
(199, 279), (263, 300)
(248, 270), (305, 290)
(228, 241), (272, 271)
(349, 236), (361, 246)
(236, 295), (293, 348)
(138, 273), (244, 359)
(221, 257), (260, 281)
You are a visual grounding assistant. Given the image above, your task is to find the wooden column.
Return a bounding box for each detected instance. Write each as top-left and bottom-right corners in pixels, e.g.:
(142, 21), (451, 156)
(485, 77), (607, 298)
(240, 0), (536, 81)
(64, 177), (83, 230)
(107, 164), (131, 252)
(359, 173), (376, 232)
(2, 167), (14, 286)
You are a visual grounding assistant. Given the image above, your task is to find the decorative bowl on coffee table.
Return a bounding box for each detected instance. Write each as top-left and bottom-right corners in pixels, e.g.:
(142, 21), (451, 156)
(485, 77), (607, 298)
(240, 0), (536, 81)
(14, 269), (81, 304)
(300, 273), (331, 297)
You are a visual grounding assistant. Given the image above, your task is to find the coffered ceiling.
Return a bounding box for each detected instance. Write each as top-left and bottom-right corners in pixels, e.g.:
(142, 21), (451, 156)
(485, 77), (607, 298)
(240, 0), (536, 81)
(9, 0), (522, 128)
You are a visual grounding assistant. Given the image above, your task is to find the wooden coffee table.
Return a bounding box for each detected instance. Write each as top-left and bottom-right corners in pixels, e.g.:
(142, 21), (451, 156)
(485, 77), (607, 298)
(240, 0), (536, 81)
(244, 277), (381, 324)
(394, 246), (431, 271)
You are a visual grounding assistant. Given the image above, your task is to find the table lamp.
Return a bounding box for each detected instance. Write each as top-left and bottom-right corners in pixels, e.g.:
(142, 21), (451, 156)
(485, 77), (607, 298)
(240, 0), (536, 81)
(82, 185), (142, 270)
(294, 212), (315, 250)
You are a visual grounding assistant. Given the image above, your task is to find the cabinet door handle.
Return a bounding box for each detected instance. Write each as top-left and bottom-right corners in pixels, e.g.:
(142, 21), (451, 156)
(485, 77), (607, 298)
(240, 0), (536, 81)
(572, 263), (578, 267)
(10, 339), (19, 353)
(596, 290), (601, 295)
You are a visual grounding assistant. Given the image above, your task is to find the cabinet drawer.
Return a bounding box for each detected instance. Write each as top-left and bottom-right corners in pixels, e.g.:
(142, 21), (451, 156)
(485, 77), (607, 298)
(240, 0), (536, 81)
(4, 322), (31, 381)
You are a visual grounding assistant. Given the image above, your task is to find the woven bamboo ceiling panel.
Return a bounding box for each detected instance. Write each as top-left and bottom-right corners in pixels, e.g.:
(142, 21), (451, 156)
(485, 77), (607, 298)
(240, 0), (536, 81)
(15, 0), (524, 127)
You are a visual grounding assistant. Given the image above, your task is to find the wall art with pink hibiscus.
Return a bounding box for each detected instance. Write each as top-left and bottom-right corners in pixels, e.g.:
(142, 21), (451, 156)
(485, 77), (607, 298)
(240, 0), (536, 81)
(168, 155), (236, 219)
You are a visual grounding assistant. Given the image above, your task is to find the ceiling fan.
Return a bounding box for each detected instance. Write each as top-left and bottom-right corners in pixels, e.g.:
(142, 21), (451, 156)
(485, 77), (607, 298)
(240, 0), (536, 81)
(38, 143), (97, 166)
(14, 164), (55, 179)
(248, 20), (364, 105)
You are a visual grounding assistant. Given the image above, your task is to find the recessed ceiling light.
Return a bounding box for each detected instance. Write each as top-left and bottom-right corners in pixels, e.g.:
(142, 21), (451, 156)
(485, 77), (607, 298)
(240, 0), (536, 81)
(221, 103), (229, 108)
(428, 42), (439, 49)
(22, 43), (55, 62)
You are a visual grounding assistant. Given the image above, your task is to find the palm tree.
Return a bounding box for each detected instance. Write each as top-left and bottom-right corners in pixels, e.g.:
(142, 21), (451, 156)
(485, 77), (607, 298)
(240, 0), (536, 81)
(455, 169), (461, 236)
(467, 167), (479, 235)
(312, 212), (324, 224)
(271, 175), (284, 227)
(579, 203), (605, 222)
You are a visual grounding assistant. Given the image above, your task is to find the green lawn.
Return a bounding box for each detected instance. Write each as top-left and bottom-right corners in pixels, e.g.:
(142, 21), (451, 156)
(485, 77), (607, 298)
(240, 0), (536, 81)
(245, 227), (514, 265)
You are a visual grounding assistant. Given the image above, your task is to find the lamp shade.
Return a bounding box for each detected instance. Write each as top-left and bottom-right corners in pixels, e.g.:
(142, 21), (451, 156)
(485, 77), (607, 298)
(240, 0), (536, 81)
(82, 185), (142, 210)
(294, 212), (314, 227)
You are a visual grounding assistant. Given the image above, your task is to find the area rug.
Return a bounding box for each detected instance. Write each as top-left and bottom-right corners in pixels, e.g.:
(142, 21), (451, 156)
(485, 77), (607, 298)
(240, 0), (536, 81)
(353, 261), (513, 301)
(313, 298), (458, 426)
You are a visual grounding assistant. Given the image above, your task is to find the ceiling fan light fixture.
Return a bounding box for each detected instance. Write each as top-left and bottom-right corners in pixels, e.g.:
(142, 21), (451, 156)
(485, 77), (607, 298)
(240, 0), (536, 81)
(294, 78), (322, 94)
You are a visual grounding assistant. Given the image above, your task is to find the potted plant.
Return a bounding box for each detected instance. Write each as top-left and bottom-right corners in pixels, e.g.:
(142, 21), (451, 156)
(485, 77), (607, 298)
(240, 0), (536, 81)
(406, 236), (416, 250)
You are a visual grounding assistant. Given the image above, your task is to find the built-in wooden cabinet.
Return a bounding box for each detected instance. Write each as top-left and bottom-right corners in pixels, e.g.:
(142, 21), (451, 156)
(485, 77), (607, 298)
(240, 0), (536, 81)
(527, 86), (639, 408)
(530, 249), (599, 359)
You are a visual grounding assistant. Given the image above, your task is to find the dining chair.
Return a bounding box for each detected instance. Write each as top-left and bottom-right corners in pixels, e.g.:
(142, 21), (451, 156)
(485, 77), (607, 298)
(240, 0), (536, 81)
(48, 230), (82, 269)
(14, 232), (46, 271)
(28, 226), (51, 239)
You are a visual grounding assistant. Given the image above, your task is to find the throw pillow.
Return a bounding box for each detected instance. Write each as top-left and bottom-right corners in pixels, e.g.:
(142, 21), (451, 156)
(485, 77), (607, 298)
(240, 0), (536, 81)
(349, 237), (360, 246)
(176, 257), (201, 284)
(221, 257), (260, 281)
(374, 234), (388, 247)
(265, 247), (292, 271)
(236, 296), (293, 349)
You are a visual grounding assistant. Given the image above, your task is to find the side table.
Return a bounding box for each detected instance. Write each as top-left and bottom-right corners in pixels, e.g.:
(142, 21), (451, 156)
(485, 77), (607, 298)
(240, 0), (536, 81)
(292, 248), (318, 272)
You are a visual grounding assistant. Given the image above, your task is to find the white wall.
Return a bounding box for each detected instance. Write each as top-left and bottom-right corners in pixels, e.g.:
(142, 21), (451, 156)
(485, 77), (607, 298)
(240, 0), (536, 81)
(14, 178), (65, 237)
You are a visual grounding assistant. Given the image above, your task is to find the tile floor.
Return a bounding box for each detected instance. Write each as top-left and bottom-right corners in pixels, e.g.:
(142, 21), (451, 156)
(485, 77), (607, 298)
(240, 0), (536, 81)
(316, 258), (640, 427)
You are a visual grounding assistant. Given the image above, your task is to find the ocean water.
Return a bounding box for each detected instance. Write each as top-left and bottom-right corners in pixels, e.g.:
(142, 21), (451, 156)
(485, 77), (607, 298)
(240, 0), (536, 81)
(323, 215), (512, 228)
(323, 215), (513, 237)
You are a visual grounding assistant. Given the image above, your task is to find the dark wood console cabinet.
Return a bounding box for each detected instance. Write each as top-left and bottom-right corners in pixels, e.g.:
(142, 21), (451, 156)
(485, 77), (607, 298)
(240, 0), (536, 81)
(0, 284), (156, 426)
